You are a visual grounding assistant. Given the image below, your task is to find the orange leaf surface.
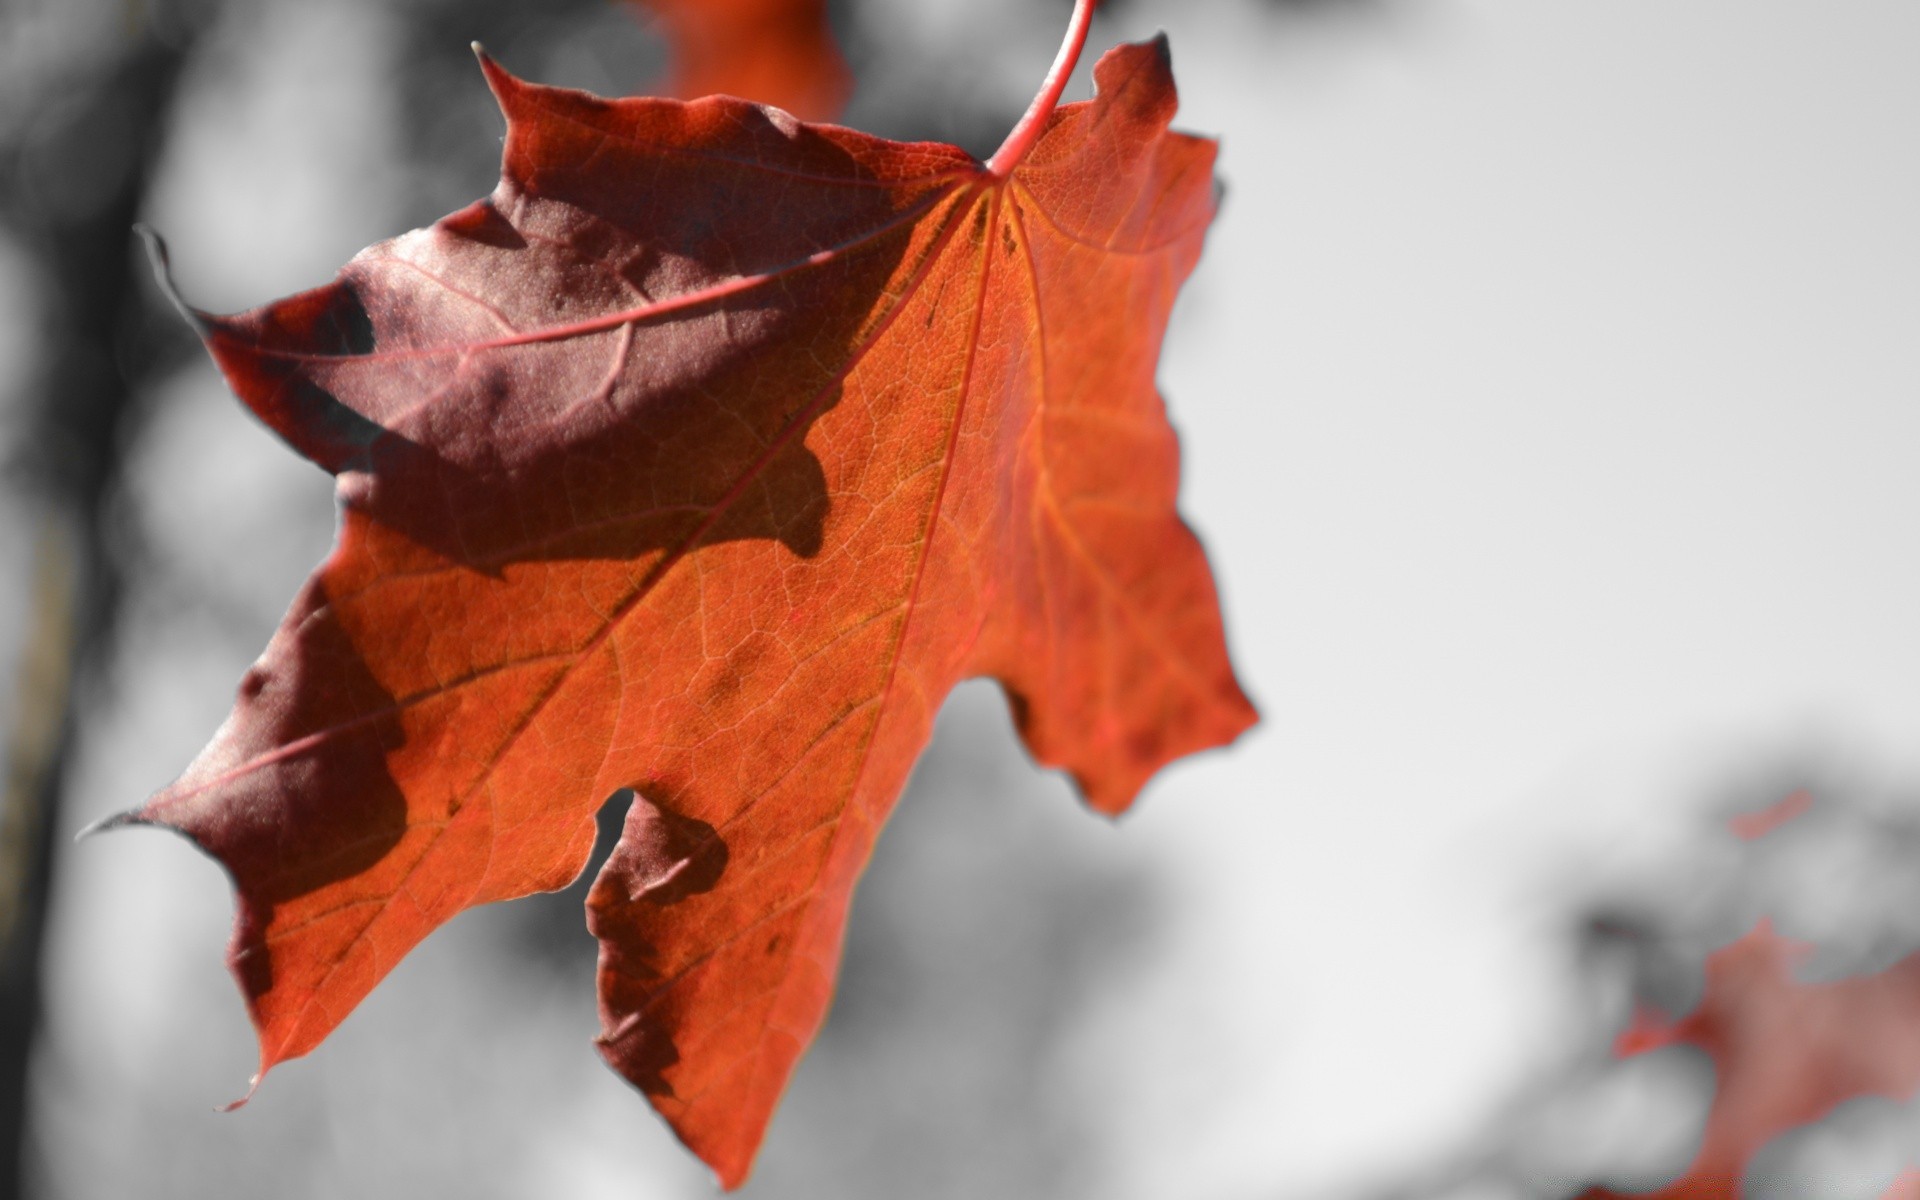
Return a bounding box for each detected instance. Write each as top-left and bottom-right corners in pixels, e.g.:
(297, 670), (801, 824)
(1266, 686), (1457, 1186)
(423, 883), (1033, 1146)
(1581, 920), (1920, 1198)
(630, 0), (850, 120)
(115, 6), (1253, 1185)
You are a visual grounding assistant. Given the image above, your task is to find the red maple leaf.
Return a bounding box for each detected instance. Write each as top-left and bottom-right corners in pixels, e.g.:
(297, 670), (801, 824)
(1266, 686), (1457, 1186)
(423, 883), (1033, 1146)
(630, 0), (850, 120)
(112, 1), (1254, 1184)
(1581, 920), (1920, 1198)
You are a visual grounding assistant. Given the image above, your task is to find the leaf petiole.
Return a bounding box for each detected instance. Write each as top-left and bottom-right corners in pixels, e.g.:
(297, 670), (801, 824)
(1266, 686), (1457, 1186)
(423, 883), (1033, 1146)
(983, 0), (1098, 179)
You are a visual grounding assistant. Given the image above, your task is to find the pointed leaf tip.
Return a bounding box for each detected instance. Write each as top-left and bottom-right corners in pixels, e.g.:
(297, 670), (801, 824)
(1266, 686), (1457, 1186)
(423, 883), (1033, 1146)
(74, 808), (142, 843)
(216, 1073), (261, 1113)
(472, 43), (517, 109)
(1089, 34), (1181, 137)
(134, 225), (207, 333)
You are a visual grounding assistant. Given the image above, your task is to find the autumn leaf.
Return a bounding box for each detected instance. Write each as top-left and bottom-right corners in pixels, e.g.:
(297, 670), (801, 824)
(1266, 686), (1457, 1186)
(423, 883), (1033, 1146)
(113, 0), (1253, 1186)
(1580, 920), (1920, 1199)
(629, 0), (850, 120)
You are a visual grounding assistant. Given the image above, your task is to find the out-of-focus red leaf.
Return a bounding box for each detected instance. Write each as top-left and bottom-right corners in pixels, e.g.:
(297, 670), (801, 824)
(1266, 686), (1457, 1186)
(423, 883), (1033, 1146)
(1883, 1169), (1920, 1200)
(1581, 920), (1920, 1198)
(1726, 789), (1813, 842)
(113, 3), (1251, 1186)
(629, 0), (850, 120)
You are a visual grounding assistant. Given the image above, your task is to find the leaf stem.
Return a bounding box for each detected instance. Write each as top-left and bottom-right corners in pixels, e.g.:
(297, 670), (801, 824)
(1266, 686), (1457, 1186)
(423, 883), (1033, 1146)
(983, 0), (1097, 179)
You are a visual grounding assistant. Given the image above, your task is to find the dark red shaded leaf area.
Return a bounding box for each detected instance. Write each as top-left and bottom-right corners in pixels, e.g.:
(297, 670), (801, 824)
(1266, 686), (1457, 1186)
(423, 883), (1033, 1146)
(115, 29), (1253, 1188)
(1580, 920), (1920, 1199)
(630, 0), (850, 120)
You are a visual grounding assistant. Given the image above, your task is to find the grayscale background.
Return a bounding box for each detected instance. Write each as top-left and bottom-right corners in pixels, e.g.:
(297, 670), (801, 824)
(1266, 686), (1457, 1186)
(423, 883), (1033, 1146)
(1, 0), (1916, 1196)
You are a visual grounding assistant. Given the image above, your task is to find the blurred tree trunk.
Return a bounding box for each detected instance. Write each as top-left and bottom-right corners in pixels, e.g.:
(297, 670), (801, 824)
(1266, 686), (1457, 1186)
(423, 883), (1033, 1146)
(0, 15), (201, 1194)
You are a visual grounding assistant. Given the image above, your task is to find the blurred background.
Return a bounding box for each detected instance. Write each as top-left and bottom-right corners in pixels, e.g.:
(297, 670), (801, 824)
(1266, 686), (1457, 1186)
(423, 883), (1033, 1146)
(1, 0), (1917, 1195)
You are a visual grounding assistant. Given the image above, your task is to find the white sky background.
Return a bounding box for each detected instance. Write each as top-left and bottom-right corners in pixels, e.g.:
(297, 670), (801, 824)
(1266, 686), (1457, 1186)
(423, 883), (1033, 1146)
(18, 0), (1920, 1197)
(1119, 1), (1920, 1192)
